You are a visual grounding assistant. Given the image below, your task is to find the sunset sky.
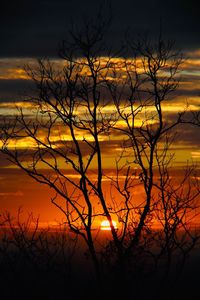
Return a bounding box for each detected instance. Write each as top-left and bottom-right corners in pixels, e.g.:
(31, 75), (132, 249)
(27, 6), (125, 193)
(0, 0), (200, 224)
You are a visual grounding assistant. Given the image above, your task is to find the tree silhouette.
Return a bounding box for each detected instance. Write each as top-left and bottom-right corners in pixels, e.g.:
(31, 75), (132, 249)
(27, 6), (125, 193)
(1, 10), (200, 292)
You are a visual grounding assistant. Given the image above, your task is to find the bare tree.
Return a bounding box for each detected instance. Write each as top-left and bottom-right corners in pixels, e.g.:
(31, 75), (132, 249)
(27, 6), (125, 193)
(1, 11), (200, 289)
(0, 209), (79, 298)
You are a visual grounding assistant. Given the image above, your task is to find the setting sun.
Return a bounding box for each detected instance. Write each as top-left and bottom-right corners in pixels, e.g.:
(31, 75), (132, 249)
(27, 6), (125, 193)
(100, 220), (118, 231)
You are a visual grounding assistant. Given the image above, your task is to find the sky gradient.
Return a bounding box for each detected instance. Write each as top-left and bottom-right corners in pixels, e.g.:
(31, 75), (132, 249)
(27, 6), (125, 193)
(0, 0), (200, 224)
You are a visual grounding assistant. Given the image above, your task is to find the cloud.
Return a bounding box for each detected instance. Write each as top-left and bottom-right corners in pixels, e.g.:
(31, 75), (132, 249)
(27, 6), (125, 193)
(0, 0), (199, 57)
(0, 79), (34, 102)
(191, 151), (200, 159)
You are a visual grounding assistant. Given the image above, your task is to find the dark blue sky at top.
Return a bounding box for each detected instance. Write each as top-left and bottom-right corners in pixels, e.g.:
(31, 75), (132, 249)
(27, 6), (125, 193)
(0, 0), (199, 57)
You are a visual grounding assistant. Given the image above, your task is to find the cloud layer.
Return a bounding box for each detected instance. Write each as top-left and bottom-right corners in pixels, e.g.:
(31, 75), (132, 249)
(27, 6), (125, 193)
(0, 0), (200, 57)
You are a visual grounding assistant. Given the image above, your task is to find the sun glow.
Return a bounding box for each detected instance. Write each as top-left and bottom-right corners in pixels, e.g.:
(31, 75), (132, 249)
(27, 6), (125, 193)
(100, 220), (118, 231)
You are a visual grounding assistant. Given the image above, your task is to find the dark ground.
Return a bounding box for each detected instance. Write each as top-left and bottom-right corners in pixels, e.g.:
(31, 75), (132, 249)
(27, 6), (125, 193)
(0, 250), (200, 300)
(0, 228), (199, 300)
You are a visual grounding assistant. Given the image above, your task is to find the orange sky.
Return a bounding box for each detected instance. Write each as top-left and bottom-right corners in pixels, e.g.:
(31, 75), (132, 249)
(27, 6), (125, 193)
(0, 53), (200, 225)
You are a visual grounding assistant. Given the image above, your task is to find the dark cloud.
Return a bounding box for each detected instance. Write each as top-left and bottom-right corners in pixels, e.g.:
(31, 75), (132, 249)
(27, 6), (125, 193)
(0, 79), (34, 102)
(173, 89), (200, 97)
(0, 0), (199, 58)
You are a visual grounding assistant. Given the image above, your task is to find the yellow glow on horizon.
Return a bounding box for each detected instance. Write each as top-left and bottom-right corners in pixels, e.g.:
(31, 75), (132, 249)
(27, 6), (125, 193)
(191, 151), (200, 158)
(0, 137), (39, 149)
(1, 52), (200, 170)
(0, 49), (199, 80)
(0, 68), (29, 80)
(0, 102), (34, 109)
